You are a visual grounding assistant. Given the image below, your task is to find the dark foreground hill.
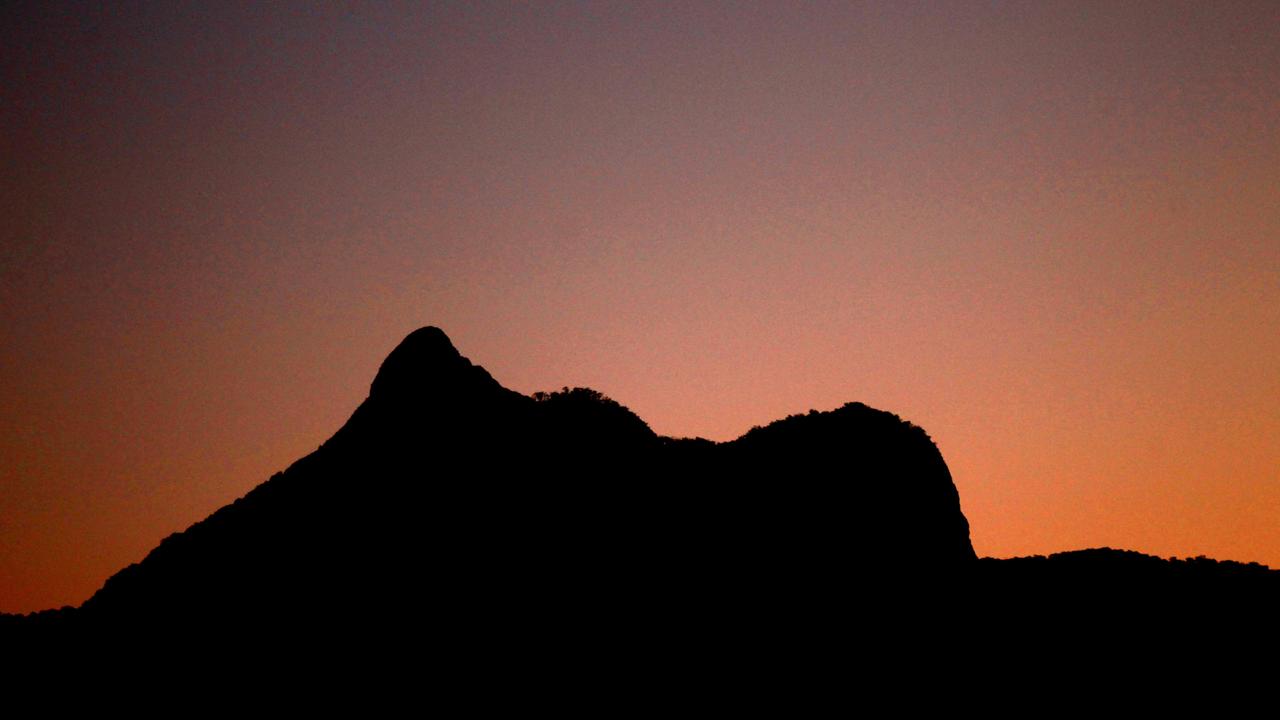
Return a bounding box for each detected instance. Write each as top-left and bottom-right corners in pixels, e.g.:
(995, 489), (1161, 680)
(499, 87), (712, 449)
(5, 327), (1278, 666)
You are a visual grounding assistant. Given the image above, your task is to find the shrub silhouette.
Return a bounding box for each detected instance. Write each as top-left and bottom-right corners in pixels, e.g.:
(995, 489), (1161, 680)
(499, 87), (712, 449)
(532, 386), (657, 449)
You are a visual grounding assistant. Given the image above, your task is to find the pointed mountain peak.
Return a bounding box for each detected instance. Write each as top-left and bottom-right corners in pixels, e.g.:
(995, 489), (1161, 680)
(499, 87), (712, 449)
(369, 326), (484, 399)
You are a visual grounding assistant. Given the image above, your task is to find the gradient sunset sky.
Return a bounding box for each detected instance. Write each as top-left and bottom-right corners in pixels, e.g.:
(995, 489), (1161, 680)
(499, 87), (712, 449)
(3, 1), (1278, 613)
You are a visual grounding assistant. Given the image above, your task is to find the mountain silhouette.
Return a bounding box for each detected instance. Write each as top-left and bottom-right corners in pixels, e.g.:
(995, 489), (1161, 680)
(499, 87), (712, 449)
(5, 328), (970, 638)
(5, 327), (1278, 666)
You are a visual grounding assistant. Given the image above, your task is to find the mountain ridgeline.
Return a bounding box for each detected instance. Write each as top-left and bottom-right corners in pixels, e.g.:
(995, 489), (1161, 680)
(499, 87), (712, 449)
(70, 327), (973, 631)
(6, 327), (1278, 653)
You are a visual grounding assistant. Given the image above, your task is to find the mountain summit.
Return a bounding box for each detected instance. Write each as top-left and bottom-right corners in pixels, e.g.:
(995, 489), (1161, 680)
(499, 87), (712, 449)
(368, 325), (495, 399)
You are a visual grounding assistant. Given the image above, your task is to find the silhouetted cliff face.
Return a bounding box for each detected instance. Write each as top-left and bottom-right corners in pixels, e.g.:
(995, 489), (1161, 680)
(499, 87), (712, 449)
(55, 328), (975, 639)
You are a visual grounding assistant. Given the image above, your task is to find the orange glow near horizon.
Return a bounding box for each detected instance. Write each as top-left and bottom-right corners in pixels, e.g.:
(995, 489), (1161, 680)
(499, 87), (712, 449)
(2, 2), (1278, 613)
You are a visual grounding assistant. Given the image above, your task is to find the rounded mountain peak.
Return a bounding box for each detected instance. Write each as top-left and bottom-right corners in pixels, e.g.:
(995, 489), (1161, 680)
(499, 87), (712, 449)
(368, 326), (478, 398)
